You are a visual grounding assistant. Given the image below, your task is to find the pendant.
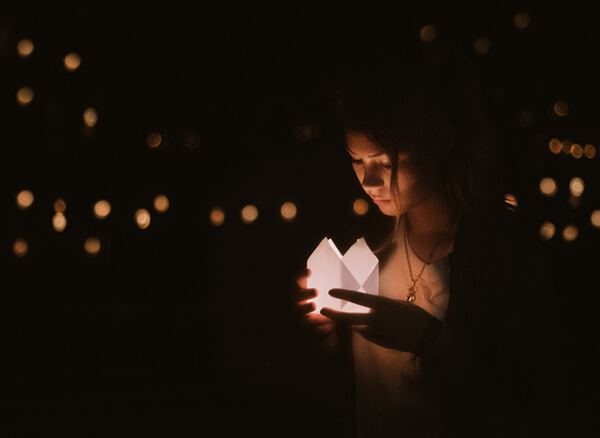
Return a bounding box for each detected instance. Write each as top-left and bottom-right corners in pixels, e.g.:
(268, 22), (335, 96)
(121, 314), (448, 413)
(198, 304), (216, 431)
(406, 286), (416, 303)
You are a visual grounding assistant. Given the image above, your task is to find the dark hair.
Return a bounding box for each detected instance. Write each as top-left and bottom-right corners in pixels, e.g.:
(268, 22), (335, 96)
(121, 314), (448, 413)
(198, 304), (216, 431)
(330, 41), (507, 255)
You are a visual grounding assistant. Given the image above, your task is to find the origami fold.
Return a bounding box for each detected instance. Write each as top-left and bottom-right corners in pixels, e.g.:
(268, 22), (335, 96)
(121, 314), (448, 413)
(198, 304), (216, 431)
(306, 237), (379, 313)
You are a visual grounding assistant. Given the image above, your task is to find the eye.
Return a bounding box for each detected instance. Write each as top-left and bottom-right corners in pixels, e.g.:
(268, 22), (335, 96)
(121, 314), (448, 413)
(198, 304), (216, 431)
(351, 158), (363, 164)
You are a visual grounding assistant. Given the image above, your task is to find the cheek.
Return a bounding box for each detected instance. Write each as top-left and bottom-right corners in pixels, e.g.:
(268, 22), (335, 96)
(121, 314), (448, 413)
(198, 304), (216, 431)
(394, 170), (418, 193)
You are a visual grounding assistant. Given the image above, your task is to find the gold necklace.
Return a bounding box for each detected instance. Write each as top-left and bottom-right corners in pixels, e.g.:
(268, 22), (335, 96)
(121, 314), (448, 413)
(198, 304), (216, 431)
(403, 214), (454, 303)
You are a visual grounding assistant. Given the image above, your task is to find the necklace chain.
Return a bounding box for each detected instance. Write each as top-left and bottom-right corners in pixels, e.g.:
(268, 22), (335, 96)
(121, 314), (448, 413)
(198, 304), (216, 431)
(403, 214), (455, 303)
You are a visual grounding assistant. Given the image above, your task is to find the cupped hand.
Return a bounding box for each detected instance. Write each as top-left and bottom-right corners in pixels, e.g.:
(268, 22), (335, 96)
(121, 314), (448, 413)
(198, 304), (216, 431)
(293, 268), (334, 337)
(320, 289), (441, 354)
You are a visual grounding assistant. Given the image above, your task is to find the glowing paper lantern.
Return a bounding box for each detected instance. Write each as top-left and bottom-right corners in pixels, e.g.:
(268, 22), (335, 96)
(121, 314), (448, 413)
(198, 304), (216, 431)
(307, 237), (378, 313)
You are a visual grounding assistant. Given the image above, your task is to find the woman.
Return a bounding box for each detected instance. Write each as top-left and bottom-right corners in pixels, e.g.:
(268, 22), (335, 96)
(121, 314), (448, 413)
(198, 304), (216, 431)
(293, 42), (559, 437)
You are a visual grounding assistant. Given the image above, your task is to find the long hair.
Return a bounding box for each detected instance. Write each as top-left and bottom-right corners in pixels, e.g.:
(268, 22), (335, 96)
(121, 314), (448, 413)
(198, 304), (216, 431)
(329, 41), (507, 256)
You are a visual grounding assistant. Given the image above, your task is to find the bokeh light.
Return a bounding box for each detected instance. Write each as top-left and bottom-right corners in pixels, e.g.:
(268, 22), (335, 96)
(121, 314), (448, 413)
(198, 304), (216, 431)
(16, 190), (34, 209)
(473, 37), (491, 55)
(504, 193), (518, 208)
(13, 238), (29, 257)
(514, 12), (530, 30)
(241, 205), (259, 224)
(153, 194), (170, 213)
(553, 100), (569, 117)
(17, 87), (34, 106)
(591, 210), (600, 228)
(569, 177), (585, 197)
(182, 130), (200, 148)
(17, 39), (34, 57)
(584, 144), (597, 159)
(83, 108), (98, 127)
(562, 225), (578, 242)
(293, 124), (320, 143)
(147, 132), (162, 148)
(54, 198), (66, 213)
(517, 110), (534, 127)
(539, 222), (556, 241)
(84, 237), (101, 255)
(210, 207), (225, 226)
(94, 200), (111, 219)
(353, 198), (369, 216)
(548, 138), (562, 154)
(52, 212), (67, 232)
(420, 25), (437, 43)
(280, 201), (297, 222)
(539, 178), (557, 197)
(64, 52), (81, 71)
(570, 144), (583, 159)
(135, 209), (151, 229)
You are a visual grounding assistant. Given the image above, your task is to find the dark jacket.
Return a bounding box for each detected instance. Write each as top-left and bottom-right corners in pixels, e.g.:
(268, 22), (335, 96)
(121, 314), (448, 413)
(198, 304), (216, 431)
(430, 205), (561, 437)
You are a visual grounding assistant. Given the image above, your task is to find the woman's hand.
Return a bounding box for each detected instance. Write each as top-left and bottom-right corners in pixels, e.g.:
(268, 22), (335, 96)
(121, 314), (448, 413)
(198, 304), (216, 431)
(293, 268), (334, 338)
(321, 289), (445, 356)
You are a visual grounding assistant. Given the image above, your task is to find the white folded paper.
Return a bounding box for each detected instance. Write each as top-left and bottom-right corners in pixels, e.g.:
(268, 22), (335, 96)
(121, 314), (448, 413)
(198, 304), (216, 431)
(306, 237), (379, 313)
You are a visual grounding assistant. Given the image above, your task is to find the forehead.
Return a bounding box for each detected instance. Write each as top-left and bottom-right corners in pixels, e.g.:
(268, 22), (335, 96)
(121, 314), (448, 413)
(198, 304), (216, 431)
(344, 131), (385, 156)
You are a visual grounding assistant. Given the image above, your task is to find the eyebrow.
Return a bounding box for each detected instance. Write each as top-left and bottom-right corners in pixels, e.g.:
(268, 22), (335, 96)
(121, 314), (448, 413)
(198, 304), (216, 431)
(345, 146), (385, 158)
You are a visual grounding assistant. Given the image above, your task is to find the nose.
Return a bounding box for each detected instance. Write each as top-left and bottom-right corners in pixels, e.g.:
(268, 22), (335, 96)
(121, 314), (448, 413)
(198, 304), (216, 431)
(361, 165), (386, 189)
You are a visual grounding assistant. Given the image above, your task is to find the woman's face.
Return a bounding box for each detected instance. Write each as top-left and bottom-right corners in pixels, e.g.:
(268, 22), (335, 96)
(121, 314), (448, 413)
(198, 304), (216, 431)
(345, 130), (440, 217)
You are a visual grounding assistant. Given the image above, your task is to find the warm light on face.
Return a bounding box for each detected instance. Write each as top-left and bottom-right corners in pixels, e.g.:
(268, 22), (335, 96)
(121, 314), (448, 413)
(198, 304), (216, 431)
(17, 87), (34, 106)
(539, 178), (557, 197)
(17, 39), (34, 57)
(553, 100), (569, 117)
(569, 177), (585, 197)
(514, 12), (530, 30)
(420, 25), (437, 42)
(16, 190), (34, 209)
(504, 193), (518, 208)
(153, 195), (170, 213)
(54, 198), (67, 212)
(539, 222), (556, 240)
(591, 210), (600, 228)
(64, 52), (81, 71)
(13, 238), (29, 257)
(241, 205), (259, 224)
(135, 209), (151, 229)
(52, 212), (67, 232)
(548, 138), (562, 154)
(94, 200), (111, 219)
(147, 132), (162, 148)
(83, 108), (98, 127)
(84, 237), (101, 254)
(210, 207), (225, 226)
(562, 225), (578, 242)
(280, 202), (297, 221)
(473, 37), (491, 55)
(353, 198), (369, 216)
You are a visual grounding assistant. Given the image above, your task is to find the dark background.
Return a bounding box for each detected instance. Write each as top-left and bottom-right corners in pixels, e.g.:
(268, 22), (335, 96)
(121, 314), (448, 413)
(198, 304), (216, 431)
(2, 4), (598, 437)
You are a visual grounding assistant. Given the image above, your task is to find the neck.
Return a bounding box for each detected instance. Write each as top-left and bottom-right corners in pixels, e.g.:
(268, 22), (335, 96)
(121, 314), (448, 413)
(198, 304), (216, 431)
(402, 192), (461, 247)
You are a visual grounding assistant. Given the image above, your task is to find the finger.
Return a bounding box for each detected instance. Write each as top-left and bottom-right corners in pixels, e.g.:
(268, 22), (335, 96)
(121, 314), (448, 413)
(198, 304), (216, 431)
(328, 289), (381, 309)
(297, 301), (315, 315)
(296, 268), (311, 288)
(306, 312), (332, 326)
(295, 288), (316, 303)
(320, 307), (372, 325)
